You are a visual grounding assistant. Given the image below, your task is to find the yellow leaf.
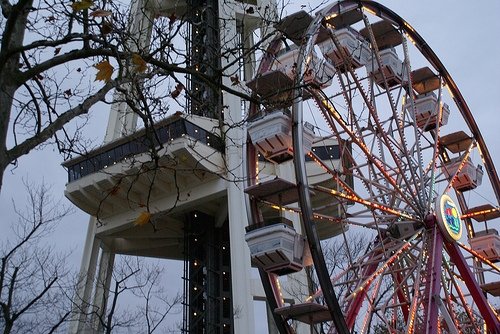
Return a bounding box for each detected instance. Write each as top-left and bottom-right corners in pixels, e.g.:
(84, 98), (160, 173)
(94, 60), (114, 82)
(134, 211), (151, 226)
(132, 54), (147, 73)
(71, 0), (93, 12)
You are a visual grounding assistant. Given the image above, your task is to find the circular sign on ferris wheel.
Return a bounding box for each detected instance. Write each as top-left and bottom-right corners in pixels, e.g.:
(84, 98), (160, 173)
(436, 194), (463, 242)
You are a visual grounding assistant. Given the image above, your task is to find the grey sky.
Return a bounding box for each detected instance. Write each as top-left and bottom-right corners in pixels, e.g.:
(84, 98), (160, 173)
(1, 0), (499, 332)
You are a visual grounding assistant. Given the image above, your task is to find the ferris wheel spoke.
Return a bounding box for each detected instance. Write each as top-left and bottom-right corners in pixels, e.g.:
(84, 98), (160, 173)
(313, 185), (417, 221)
(442, 259), (483, 334)
(457, 241), (500, 274)
(386, 262), (411, 322)
(439, 273), (461, 334)
(358, 275), (384, 334)
(423, 93), (446, 210)
(325, 25), (424, 208)
(314, 93), (421, 212)
(308, 149), (414, 217)
(320, 109), (403, 211)
(404, 263), (424, 333)
(400, 36), (429, 206)
(345, 232), (422, 303)
(360, 21), (427, 211)
(350, 170), (410, 202)
(341, 71), (423, 210)
(344, 251), (381, 330)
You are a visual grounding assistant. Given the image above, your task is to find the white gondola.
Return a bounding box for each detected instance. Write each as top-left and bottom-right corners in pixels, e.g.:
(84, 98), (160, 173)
(247, 109), (315, 163)
(405, 92), (450, 130)
(469, 229), (500, 262)
(366, 47), (407, 87)
(443, 157), (484, 192)
(246, 41), (334, 104)
(272, 46), (335, 88)
(306, 138), (350, 239)
(318, 27), (371, 70)
(245, 219), (306, 275)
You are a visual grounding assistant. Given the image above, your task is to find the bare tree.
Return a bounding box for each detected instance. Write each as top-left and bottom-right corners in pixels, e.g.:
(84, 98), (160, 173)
(72, 255), (182, 333)
(0, 0), (279, 192)
(0, 181), (183, 333)
(0, 181), (73, 334)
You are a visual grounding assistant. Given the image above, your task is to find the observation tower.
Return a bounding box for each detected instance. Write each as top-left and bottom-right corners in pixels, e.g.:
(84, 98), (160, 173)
(63, 0), (311, 332)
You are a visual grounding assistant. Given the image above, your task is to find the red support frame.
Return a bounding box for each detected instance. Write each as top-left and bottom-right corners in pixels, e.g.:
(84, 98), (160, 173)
(445, 241), (500, 333)
(422, 228), (443, 333)
(345, 253), (379, 329)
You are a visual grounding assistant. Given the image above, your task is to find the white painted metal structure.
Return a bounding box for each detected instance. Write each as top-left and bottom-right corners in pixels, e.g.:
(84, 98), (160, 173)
(64, 0), (311, 333)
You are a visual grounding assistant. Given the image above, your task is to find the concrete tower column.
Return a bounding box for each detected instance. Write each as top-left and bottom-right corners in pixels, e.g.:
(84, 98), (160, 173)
(69, 218), (101, 334)
(219, 6), (256, 331)
(91, 249), (116, 332)
(69, 0), (285, 332)
(225, 115), (255, 333)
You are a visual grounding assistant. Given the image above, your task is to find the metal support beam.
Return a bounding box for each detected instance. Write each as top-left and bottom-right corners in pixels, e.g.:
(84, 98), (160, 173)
(437, 298), (459, 334)
(445, 241), (500, 333)
(423, 228), (443, 334)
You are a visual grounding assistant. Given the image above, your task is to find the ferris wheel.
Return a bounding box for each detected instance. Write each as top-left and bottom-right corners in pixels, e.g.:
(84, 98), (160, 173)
(244, 1), (500, 333)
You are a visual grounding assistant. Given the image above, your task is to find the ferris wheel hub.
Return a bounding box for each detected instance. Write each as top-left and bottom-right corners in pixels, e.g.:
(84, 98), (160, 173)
(435, 194), (463, 242)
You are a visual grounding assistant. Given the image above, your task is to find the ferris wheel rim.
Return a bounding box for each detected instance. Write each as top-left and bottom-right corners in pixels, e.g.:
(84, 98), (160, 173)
(289, 1), (499, 332)
(245, 1), (500, 332)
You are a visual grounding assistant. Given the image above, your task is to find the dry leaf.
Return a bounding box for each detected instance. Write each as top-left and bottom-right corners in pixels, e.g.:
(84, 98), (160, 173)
(134, 211), (151, 226)
(90, 9), (112, 17)
(170, 83), (184, 98)
(132, 53), (147, 73)
(100, 20), (113, 35)
(71, 0), (93, 12)
(230, 74), (239, 85)
(168, 13), (176, 27)
(94, 60), (114, 82)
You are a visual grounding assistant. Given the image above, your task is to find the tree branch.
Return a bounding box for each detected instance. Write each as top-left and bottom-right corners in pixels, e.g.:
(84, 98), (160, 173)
(18, 48), (117, 86)
(0, 0), (33, 70)
(7, 266), (19, 313)
(5, 80), (117, 165)
(47, 310), (71, 334)
(11, 275), (58, 322)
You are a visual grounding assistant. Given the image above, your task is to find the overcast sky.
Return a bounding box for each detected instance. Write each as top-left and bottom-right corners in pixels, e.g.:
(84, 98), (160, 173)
(1, 0), (499, 332)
